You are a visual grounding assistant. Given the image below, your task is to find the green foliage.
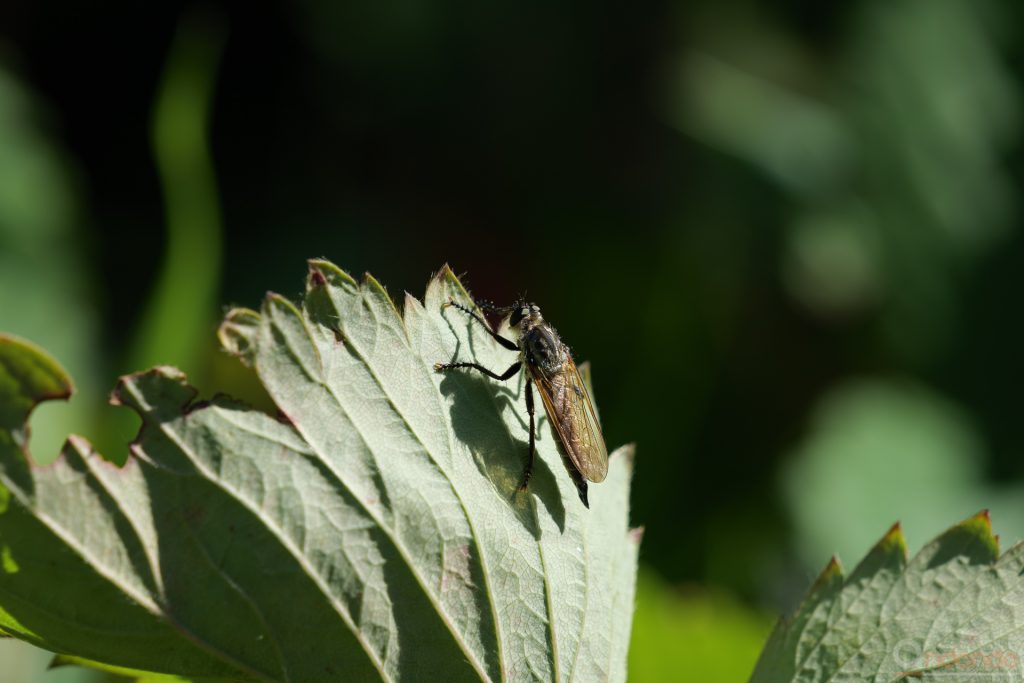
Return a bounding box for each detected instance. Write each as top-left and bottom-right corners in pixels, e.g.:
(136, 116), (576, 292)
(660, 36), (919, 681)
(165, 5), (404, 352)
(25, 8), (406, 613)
(132, 9), (225, 379)
(677, 0), (1018, 362)
(628, 570), (772, 682)
(752, 513), (1024, 682)
(780, 379), (1014, 568)
(0, 66), (101, 466)
(0, 261), (639, 682)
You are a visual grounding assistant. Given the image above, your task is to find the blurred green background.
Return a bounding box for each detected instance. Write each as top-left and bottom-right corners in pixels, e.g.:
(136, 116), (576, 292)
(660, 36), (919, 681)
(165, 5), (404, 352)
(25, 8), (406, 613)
(2, 0), (1023, 680)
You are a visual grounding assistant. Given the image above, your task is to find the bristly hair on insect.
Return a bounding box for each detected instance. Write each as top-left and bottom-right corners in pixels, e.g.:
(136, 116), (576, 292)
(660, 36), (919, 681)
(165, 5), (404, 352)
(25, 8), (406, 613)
(435, 296), (608, 507)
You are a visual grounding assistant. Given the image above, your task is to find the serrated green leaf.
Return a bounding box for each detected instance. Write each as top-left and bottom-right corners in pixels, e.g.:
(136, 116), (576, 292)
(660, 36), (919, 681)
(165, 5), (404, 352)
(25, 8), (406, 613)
(751, 511), (1024, 682)
(0, 261), (639, 682)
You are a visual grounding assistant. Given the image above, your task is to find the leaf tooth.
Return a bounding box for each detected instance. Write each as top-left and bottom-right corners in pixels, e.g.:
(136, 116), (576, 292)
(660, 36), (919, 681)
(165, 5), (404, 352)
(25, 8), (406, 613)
(402, 290), (425, 319)
(110, 367), (196, 423)
(217, 307), (261, 365)
(911, 510), (1000, 570)
(361, 273), (406, 330)
(748, 555), (845, 679)
(610, 444), (636, 471)
(819, 555), (844, 584)
(262, 291), (304, 334)
(306, 264), (328, 290)
(425, 265), (474, 315)
(433, 263), (455, 282)
(846, 521), (908, 584)
(263, 290), (300, 313)
(785, 555), (844, 624)
(306, 258), (357, 290)
(432, 264), (471, 303)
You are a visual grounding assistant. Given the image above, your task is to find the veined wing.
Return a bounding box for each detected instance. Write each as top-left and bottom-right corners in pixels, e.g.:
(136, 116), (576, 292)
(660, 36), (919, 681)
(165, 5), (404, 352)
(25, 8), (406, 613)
(531, 354), (609, 483)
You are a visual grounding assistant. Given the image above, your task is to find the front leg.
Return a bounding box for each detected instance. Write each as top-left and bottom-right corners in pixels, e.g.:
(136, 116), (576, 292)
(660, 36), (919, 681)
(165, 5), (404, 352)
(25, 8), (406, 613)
(443, 298), (519, 352)
(434, 360), (522, 382)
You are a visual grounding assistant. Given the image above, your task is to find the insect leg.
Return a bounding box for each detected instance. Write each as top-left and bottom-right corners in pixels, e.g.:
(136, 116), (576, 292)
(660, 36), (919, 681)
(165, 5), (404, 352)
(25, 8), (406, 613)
(434, 360), (521, 381)
(519, 380), (536, 491)
(443, 298), (519, 351)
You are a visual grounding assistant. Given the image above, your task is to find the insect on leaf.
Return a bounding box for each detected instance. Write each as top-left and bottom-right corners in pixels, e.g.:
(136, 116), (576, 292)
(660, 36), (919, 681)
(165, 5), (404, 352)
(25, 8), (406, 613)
(0, 260), (640, 683)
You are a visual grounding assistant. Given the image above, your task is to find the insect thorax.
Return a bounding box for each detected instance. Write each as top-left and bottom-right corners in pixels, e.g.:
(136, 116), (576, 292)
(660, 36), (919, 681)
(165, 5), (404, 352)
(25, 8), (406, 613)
(521, 322), (566, 375)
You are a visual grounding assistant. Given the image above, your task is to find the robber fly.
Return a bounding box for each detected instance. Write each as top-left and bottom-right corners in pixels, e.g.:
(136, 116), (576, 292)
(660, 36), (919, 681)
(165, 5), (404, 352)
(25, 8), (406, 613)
(435, 297), (608, 507)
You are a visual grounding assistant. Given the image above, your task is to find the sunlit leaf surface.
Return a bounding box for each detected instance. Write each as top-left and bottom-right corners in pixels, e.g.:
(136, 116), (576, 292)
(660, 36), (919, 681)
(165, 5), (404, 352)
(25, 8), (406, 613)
(0, 261), (639, 682)
(751, 512), (1024, 682)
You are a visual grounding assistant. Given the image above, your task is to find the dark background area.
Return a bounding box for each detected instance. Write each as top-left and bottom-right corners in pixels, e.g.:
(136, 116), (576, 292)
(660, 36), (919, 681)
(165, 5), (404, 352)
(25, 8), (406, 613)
(3, 0), (1023, 679)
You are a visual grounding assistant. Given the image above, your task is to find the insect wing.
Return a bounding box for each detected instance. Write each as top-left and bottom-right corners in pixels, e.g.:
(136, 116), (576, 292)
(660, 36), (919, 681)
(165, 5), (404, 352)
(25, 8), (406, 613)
(532, 357), (609, 483)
